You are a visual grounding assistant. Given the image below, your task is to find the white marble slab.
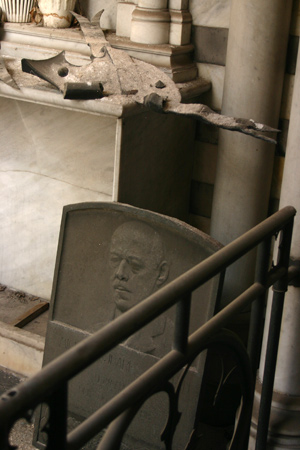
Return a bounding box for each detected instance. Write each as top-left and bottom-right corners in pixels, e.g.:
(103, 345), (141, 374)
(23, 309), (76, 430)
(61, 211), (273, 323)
(190, 0), (231, 28)
(1, 99), (115, 193)
(0, 97), (116, 299)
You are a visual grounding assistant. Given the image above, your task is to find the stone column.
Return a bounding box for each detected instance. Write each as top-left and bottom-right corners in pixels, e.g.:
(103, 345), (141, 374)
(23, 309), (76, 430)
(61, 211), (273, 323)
(130, 0), (170, 44)
(252, 39), (300, 450)
(210, 0), (293, 309)
(116, 1), (137, 38)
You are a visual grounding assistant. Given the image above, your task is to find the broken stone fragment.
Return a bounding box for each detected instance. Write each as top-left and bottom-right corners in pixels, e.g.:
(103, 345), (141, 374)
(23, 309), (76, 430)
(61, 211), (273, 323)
(17, 11), (279, 144)
(63, 82), (104, 100)
(155, 80), (166, 89)
(143, 92), (166, 112)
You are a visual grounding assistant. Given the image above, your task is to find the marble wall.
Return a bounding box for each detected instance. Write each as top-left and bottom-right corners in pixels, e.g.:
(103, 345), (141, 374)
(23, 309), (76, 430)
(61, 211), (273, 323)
(0, 98), (116, 299)
(0, 92), (195, 300)
(77, 0), (117, 29)
(190, 0), (231, 28)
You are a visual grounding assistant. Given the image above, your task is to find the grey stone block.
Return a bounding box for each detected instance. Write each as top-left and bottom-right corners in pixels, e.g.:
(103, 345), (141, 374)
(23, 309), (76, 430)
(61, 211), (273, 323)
(192, 25), (228, 66)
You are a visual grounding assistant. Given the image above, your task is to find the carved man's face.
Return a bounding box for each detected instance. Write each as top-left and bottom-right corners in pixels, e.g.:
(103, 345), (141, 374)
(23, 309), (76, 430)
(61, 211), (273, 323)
(109, 222), (168, 313)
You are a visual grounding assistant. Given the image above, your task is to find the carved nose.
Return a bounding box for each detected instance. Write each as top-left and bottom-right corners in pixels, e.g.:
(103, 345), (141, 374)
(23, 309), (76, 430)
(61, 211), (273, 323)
(116, 260), (128, 281)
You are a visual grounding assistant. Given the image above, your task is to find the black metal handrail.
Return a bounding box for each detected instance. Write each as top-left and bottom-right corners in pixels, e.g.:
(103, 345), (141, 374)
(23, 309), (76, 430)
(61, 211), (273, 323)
(0, 205), (297, 450)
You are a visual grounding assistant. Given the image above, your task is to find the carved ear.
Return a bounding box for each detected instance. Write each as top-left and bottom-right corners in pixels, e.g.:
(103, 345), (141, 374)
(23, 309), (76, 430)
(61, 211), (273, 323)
(156, 261), (169, 286)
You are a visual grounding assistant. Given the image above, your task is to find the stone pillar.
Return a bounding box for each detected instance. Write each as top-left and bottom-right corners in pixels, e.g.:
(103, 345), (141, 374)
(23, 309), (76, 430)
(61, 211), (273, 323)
(115, 0), (196, 83)
(130, 0), (170, 44)
(116, 1), (137, 38)
(117, 0), (192, 46)
(251, 39), (300, 450)
(210, 0), (292, 309)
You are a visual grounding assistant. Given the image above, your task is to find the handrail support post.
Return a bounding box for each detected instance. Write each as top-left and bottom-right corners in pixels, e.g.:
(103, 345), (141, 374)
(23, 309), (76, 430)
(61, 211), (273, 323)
(255, 219), (294, 450)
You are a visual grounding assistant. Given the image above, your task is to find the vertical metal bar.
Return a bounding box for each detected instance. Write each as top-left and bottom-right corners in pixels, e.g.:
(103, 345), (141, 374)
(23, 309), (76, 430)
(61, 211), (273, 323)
(248, 236), (272, 377)
(97, 405), (141, 450)
(173, 293), (191, 353)
(0, 422), (11, 450)
(255, 287), (285, 450)
(46, 383), (68, 450)
(255, 220), (294, 450)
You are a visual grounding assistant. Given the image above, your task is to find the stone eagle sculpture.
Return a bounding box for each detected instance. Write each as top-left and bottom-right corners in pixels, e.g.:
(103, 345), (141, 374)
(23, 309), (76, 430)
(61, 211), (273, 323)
(7, 11), (278, 143)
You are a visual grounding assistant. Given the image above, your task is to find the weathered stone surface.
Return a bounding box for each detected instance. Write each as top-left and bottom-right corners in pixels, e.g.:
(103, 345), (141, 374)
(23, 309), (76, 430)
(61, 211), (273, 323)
(34, 202), (222, 449)
(0, 97), (115, 300)
(0, 322), (44, 376)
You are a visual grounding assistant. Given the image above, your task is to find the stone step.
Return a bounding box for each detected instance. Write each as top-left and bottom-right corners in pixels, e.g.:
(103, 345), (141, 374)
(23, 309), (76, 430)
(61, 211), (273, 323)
(0, 284), (47, 377)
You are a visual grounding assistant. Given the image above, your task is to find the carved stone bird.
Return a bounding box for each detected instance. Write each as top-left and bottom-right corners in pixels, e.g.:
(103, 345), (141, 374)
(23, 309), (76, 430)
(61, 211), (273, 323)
(20, 11), (278, 143)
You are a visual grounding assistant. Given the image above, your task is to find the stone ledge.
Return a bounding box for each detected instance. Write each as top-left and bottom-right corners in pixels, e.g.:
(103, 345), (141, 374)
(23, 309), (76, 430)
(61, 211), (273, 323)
(110, 31), (194, 56)
(1, 22), (210, 105)
(0, 321), (44, 377)
(108, 32), (197, 82)
(2, 22), (200, 83)
(2, 22), (89, 57)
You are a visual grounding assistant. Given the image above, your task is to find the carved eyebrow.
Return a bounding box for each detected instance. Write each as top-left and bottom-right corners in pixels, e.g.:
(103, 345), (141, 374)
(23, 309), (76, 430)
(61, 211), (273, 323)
(127, 256), (145, 268)
(109, 252), (122, 266)
(109, 252), (121, 259)
(109, 253), (144, 266)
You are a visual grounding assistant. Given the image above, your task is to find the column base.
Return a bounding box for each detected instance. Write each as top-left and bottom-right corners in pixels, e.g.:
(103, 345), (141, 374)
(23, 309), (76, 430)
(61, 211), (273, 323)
(249, 378), (300, 449)
(108, 33), (198, 83)
(131, 7), (170, 44)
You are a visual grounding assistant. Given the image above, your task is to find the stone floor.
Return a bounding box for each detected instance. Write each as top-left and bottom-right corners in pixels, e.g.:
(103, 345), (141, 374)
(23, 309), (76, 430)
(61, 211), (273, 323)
(0, 365), (232, 450)
(10, 419), (36, 450)
(0, 283), (49, 337)
(0, 284), (47, 449)
(0, 367), (36, 450)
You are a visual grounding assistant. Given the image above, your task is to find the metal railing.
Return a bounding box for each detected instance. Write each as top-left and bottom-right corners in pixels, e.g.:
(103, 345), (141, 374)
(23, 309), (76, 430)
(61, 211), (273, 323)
(0, 206), (298, 450)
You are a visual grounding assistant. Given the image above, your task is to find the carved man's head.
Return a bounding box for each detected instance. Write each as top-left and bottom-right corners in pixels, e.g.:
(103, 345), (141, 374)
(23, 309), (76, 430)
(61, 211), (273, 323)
(109, 221), (169, 313)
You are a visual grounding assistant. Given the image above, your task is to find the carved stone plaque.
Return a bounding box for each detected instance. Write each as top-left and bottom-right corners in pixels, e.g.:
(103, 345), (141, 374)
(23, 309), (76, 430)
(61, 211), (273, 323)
(34, 202), (222, 449)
